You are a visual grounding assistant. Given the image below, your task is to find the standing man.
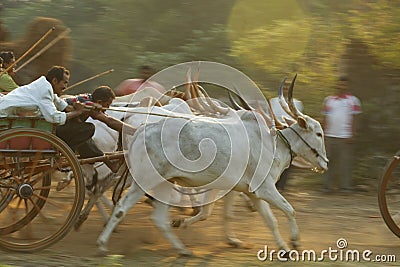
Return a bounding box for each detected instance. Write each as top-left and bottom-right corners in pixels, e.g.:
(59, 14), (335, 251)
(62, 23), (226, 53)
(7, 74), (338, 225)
(322, 76), (362, 192)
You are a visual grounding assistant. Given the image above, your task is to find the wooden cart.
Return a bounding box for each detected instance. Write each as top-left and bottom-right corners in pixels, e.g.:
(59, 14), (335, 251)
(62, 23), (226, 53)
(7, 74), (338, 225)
(0, 116), (123, 252)
(378, 150), (400, 237)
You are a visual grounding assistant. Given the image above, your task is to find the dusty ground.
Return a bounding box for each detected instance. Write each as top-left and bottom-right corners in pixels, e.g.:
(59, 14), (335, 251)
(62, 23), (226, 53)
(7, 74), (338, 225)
(1, 177), (400, 267)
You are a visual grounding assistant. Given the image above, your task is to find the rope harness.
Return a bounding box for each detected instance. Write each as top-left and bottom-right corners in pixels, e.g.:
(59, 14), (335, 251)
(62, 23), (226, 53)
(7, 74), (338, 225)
(277, 127), (329, 165)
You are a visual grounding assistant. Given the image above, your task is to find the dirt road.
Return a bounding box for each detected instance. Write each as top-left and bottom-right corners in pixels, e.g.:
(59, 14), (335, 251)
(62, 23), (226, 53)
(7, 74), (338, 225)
(1, 185), (399, 266)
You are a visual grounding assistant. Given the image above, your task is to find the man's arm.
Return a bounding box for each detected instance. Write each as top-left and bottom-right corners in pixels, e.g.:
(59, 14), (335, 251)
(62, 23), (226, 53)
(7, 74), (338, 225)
(65, 102), (85, 120)
(0, 74), (19, 92)
(89, 111), (136, 135)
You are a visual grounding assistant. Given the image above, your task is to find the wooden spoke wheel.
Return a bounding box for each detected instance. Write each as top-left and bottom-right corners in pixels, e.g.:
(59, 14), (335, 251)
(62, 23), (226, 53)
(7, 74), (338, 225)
(378, 150), (400, 238)
(0, 128), (85, 252)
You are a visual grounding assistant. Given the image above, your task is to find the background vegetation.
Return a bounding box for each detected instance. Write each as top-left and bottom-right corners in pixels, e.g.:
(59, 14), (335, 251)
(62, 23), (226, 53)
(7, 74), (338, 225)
(1, 0), (399, 185)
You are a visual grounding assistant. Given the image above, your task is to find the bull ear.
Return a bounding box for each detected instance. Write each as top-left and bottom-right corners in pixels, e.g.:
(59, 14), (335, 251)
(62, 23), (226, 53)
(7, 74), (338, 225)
(297, 116), (308, 129)
(282, 115), (296, 126)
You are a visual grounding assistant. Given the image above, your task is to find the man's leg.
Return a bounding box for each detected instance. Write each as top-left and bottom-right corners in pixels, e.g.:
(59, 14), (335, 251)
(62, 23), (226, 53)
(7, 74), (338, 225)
(323, 137), (339, 191)
(76, 136), (119, 173)
(339, 139), (353, 191)
(57, 120), (119, 174)
(56, 120), (95, 151)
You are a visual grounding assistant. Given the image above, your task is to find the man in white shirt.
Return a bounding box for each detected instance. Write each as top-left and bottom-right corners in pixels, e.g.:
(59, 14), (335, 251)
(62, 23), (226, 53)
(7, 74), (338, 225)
(0, 65), (83, 122)
(269, 80), (303, 192)
(322, 76), (362, 192)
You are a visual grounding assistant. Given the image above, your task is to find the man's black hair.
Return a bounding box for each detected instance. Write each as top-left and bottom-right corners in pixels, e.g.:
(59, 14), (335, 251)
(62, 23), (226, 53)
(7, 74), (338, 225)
(92, 86), (115, 102)
(45, 66), (70, 83)
(0, 51), (14, 64)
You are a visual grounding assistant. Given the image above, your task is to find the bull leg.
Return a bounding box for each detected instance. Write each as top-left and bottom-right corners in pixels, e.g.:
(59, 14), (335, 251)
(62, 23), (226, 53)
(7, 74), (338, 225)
(97, 184), (145, 255)
(75, 190), (102, 230)
(152, 200), (192, 256)
(188, 190), (201, 215)
(255, 181), (299, 250)
(174, 202), (214, 228)
(239, 192), (256, 212)
(246, 194), (290, 251)
(96, 197), (110, 225)
(172, 189), (219, 228)
(222, 191), (244, 247)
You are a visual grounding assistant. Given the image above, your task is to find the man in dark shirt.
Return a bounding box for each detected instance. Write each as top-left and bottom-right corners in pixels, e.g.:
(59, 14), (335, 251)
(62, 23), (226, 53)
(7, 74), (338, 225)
(57, 86), (134, 172)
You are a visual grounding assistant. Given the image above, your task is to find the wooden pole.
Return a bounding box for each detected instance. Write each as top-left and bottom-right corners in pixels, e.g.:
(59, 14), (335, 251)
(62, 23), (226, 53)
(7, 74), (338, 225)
(15, 28), (71, 72)
(63, 69), (114, 92)
(78, 151), (125, 165)
(83, 104), (194, 120)
(0, 27), (55, 78)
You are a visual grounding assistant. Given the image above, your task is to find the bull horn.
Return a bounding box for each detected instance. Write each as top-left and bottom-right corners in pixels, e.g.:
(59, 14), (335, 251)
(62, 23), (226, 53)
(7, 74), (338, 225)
(287, 74), (304, 117)
(266, 98), (287, 129)
(257, 101), (272, 128)
(194, 84), (216, 114)
(278, 77), (296, 119)
(228, 91), (244, 110)
(184, 68), (192, 99)
(232, 85), (253, 110)
(184, 68), (208, 113)
(196, 84), (229, 115)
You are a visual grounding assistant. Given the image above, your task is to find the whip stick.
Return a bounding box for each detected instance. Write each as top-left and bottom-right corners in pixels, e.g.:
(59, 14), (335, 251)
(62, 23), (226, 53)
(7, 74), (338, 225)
(64, 69), (114, 91)
(15, 28), (71, 72)
(0, 27), (55, 78)
(83, 105), (193, 120)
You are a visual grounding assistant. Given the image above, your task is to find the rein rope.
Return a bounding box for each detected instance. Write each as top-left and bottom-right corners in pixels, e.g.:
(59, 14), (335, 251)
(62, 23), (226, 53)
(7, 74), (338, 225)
(112, 163), (130, 205)
(279, 126), (328, 164)
(276, 129), (294, 165)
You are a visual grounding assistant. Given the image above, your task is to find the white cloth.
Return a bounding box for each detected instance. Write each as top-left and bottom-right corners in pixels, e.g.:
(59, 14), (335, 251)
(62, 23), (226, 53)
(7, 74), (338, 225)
(322, 94), (361, 138)
(269, 97), (303, 122)
(0, 76), (68, 124)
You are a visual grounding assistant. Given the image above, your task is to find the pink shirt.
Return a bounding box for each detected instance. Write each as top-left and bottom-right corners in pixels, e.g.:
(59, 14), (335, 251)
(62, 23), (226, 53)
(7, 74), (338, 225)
(322, 94), (361, 138)
(114, 79), (165, 96)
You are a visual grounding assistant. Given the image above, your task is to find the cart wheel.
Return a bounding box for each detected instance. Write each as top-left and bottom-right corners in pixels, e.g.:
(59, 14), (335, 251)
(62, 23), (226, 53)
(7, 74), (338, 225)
(0, 128), (85, 252)
(378, 150), (400, 238)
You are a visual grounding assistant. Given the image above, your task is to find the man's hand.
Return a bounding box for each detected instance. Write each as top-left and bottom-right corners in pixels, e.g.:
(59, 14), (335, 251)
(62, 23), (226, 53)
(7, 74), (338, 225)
(92, 103), (103, 111)
(73, 102), (85, 112)
(88, 109), (104, 120)
(65, 102), (85, 120)
(8, 68), (16, 77)
(82, 102), (102, 111)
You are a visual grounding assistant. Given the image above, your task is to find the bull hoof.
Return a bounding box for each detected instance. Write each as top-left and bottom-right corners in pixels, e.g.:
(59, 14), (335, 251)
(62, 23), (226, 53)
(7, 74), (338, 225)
(56, 179), (71, 191)
(291, 239), (300, 250)
(178, 249), (193, 257)
(171, 218), (184, 228)
(190, 207), (201, 216)
(74, 219), (84, 231)
(227, 238), (244, 248)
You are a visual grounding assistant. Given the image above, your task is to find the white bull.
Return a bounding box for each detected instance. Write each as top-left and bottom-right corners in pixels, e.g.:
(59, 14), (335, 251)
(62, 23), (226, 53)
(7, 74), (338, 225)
(96, 77), (329, 256)
(73, 97), (194, 228)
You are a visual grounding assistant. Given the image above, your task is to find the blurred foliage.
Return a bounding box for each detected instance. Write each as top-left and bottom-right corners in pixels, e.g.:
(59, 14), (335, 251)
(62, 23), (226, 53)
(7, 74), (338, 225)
(349, 0), (400, 69)
(1, 0), (399, 180)
(1, 1), (398, 91)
